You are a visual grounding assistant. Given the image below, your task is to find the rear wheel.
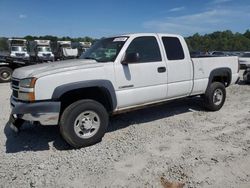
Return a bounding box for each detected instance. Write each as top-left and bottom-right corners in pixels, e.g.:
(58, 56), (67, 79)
(243, 70), (250, 83)
(204, 82), (226, 111)
(0, 67), (13, 83)
(59, 99), (109, 148)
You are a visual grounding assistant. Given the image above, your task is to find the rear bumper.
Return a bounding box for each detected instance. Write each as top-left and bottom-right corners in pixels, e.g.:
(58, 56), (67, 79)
(10, 97), (61, 125)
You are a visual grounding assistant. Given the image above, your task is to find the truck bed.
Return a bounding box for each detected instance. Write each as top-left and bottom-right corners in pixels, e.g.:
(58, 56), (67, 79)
(191, 56), (239, 95)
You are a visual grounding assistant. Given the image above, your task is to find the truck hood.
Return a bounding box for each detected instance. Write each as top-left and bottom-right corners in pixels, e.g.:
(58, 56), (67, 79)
(12, 59), (102, 79)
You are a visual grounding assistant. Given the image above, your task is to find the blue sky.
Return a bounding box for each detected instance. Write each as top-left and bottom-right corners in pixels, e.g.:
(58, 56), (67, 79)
(0, 0), (249, 38)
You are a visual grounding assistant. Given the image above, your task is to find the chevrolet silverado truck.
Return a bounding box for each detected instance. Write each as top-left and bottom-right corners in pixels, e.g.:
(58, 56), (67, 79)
(8, 33), (240, 148)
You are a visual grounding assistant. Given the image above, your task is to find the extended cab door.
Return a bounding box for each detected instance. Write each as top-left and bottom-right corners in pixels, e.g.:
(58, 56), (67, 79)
(114, 35), (168, 109)
(159, 35), (193, 98)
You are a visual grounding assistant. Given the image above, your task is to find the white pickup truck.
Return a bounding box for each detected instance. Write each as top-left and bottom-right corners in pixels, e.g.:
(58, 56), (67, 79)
(8, 33), (240, 148)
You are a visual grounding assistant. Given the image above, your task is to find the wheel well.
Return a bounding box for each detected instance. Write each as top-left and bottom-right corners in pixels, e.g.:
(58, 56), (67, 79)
(59, 87), (113, 115)
(209, 68), (232, 87)
(212, 75), (230, 87)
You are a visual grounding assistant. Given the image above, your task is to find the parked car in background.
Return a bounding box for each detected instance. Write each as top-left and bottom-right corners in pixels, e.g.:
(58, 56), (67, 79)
(53, 41), (78, 60)
(0, 39), (34, 82)
(29, 40), (54, 63)
(239, 52), (250, 69)
(72, 42), (92, 58)
(190, 51), (213, 58)
(210, 51), (228, 57)
(243, 67), (250, 83)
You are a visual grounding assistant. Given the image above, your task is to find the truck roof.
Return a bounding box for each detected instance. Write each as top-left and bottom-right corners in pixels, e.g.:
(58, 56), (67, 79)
(57, 41), (71, 45)
(8, 38), (27, 46)
(79, 42), (92, 47)
(8, 38), (27, 42)
(34, 40), (51, 45)
(117, 33), (183, 38)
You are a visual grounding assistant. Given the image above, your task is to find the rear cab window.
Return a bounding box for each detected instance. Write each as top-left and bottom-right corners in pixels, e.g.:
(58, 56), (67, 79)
(161, 37), (185, 60)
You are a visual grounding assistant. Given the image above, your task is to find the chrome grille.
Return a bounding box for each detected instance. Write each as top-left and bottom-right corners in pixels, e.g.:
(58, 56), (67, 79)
(11, 78), (20, 99)
(43, 53), (51, 57)
(15, 53), (25, 57)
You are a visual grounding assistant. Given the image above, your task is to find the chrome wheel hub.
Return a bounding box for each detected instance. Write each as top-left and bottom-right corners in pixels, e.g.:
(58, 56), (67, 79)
(213, 89), (223, 105)
(74, 111), (100, 139)
(1, 71), (10, 80)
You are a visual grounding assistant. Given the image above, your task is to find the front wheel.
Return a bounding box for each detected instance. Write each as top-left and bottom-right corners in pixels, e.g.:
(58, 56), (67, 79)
(204, 82), (226, 111)
(0, 67), (13, 83)
(59, 99), (109, 148)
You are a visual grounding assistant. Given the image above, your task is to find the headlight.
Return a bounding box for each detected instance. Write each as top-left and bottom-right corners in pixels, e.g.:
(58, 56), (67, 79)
(18, 91), (35, 101)
(18, 78), (37, 101)
(19, 78), (37, 88)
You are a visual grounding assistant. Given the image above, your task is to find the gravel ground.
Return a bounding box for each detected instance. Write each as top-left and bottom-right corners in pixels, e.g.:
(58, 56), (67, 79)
(0, 75), (250, 188)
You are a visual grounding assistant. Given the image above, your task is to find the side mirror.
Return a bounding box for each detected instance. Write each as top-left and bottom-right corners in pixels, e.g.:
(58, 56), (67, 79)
(122, 52), (140, 64)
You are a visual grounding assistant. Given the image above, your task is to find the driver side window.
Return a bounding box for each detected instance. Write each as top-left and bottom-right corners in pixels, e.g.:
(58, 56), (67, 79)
(126, 36), (162, 63)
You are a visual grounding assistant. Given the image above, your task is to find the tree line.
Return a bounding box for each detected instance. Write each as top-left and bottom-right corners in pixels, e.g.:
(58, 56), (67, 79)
(0, 30), (250, 52)
(185, 30), (250, 52)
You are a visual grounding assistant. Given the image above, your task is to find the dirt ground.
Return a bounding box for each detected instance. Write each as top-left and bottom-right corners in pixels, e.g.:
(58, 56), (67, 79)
(0, 75), (250, 188)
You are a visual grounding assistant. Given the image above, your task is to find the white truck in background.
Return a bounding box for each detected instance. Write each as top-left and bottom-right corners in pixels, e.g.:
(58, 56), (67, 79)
(8, 39), (30, 62)
(29, 40), (54, 63)
(79, 42), (92, 54)
(8, 33), (240, 148)
(53, 41), (78, 60)
(72, 41), (92, 58)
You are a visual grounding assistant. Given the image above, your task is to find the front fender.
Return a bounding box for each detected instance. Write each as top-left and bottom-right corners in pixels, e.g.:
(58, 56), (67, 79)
(52, 80), (117, 110)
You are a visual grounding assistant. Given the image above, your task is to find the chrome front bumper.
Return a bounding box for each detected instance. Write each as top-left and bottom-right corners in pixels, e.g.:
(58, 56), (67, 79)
(10, 97), (61, 125)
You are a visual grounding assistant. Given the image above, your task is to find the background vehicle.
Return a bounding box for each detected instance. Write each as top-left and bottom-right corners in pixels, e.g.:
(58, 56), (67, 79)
(243, 67), (250, 83)
(0, 61), (12, 82)
(239, 52), (250, 69)
(209, 51), (228, 57)
(29, 40), (54, 63)
(79, 42), (92, 55)
(53, 41), (78, 60)
(0, 39), (33, 82)
(72, 41), (92, 58)
(7, 39), (30, 62)
(8, 33), (239, 148)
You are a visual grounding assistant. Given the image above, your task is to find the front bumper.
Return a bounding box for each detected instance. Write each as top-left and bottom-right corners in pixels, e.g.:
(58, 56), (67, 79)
(37, 56), (54, 61)
(10, 97), (61, 125)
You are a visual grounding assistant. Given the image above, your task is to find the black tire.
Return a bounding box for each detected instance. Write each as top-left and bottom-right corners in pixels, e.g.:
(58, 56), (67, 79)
(0, 67), (13, 83)
(204, 82), (226, 111)
(59, 99), (109, 148)
(243, 70), (250, 84)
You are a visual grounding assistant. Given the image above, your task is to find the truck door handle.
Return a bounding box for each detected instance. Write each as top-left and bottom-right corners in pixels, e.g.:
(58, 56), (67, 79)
(158, 67), (166, 73)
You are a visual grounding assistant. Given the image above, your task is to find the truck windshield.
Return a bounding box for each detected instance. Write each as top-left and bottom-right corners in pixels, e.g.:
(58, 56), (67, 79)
(80, 37), (128, 62)
(11, 46), (27, 52)
(38, 47), (51, 52)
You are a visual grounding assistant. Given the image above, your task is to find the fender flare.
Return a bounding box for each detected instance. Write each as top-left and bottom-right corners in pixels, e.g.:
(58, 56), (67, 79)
(206, 67), (232, 90)
(52, 80), (117, 110)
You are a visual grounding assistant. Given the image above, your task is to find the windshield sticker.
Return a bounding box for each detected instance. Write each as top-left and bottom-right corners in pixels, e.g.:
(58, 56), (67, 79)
(113, 37), (128, 42)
